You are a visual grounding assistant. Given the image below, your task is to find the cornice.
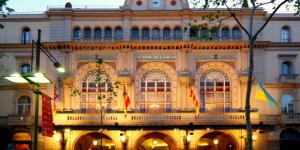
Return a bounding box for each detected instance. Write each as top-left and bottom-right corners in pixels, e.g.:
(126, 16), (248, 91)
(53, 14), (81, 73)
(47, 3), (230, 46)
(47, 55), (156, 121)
(269, 42), (300, 48)
(0, 41), (270, 51)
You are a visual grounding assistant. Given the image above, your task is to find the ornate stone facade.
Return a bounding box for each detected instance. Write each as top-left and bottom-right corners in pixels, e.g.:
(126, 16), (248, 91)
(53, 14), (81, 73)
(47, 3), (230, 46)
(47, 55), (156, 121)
(0, 0), (300, 150)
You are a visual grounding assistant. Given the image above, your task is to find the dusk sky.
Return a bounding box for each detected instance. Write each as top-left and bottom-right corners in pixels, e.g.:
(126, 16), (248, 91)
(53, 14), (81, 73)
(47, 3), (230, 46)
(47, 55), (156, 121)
(7, 0), (293, 13)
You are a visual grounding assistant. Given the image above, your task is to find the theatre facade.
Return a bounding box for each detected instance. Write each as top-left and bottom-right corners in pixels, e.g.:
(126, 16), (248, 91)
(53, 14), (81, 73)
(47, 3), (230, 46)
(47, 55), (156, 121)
(0, 0), (300, 149)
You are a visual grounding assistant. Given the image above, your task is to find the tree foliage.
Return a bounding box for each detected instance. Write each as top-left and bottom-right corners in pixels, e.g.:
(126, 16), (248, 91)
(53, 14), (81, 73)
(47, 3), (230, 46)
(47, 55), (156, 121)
(0, 0), (14, 28)
(190, 0), (300, 150)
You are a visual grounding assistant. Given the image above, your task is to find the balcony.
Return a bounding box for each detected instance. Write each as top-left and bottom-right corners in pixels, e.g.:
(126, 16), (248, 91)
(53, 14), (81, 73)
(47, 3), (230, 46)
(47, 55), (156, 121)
(53, 112), (259, 126)
(279, 74), (299, 83)
(281, 113), (300, 124)
(8, 115), (33, 126)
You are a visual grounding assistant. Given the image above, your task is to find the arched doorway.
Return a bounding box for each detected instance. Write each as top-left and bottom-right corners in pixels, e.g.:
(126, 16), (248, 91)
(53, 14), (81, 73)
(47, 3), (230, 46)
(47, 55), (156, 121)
(74, 132), (115, 150)
(198, 131), (238, 150)
(280, 128), (300, 150)
(12, 131), (32, 150)
(135, 132), (177, 150)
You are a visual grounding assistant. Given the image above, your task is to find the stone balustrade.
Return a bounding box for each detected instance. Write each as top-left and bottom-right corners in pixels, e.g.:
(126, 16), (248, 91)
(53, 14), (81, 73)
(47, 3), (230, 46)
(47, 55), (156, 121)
(54, 112), (260, 126)
(7, 115), (33, 126)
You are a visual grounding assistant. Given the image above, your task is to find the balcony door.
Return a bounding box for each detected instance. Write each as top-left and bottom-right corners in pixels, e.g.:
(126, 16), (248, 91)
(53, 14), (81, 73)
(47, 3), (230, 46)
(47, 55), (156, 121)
(140, 70), (172, 113)
(199, 69), (231, 113)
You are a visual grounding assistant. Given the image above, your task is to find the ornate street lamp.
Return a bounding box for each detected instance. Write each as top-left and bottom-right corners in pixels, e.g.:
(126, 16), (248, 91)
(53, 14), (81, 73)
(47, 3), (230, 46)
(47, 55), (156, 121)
(3, 29), (65, 150)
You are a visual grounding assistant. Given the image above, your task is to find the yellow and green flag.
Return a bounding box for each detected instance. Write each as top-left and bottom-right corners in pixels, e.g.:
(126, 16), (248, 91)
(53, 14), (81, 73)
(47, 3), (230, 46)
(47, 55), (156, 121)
(255, 83), (279, 107)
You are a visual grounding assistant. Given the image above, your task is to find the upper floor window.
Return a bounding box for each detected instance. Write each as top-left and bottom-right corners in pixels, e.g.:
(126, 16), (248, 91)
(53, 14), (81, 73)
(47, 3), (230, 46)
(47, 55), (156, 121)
(142, 28), (150, 41)
(281, 94), (295, 113)
(81, 70), (113, 113)
(22, 27), (31, 44)
(94, 28), (102, 40)
(281, 26), (291, 43)
(141, 70), (172, 113)
(173, 27), (182, 40)
(282, 61), (293, 75)
(152, 27), (160, 41)
(73, 27), (81, 40)
(200, 27), (209, 40)
(190, 26), (199, 40)
(163, 27), (171, 41)
(222, 27), (229, 40)
(232, 27), (240, 40)
(131, 27), (139, 40)
(83, 27), (92, 41)
(114, 27), (123, 41)
(17, 96), (31, 115)
(21, 63), (31, 74)
(104, 27), (112, 41)
(211, 27), (219, 41)
(199, 69), (231, 112)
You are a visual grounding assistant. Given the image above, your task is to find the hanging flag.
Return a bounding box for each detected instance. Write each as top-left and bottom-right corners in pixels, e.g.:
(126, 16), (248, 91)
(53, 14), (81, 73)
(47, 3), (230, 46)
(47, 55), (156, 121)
(42, 93), (54, 137)
(53, 84), (59, 115)
(123, 85), (131, 118)
(255, 83), (279, 107)
(188, 87), (199, 113)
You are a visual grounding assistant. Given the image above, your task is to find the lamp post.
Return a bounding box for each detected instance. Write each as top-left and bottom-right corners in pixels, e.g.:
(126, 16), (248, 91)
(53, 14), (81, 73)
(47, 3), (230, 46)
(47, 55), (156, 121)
(4, 29), (65, 150)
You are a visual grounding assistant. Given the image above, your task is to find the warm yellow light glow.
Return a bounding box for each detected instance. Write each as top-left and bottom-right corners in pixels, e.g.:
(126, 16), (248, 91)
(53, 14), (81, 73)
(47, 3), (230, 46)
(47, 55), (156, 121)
(187, 134), (192, 142)
(120, 133), (126, 142)
(55, 134), (61, 142)
(65, 128), (71, 132)
(4, 73), (28, 83)
(93, 140), (98, 146)
(213, 139), (219, 145)
(252, 134), (257, 141)
(153, 140), (158, 145)
(150, 104), (160, 108)
(27, 73), (51, 83)
(206, 128), (210, 131)
(199, 143), (209, 146)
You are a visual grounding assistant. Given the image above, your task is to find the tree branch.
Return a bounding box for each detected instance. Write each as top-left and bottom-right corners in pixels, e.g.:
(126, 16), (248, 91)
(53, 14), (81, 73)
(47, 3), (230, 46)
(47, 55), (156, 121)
(225, 3), (250, 37)
(253, 0), (289, 40)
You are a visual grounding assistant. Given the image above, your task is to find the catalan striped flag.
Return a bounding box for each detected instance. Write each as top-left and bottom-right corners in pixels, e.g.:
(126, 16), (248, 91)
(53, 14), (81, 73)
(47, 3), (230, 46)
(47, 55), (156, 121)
(189, 87), (199, 113)
(255, 83), (279, 107)
(123, 85), (131, 117)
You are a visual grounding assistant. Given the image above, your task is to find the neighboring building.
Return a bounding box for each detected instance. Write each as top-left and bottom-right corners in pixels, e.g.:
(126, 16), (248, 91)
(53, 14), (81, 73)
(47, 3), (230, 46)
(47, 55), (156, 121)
(0, 0), (300, 149)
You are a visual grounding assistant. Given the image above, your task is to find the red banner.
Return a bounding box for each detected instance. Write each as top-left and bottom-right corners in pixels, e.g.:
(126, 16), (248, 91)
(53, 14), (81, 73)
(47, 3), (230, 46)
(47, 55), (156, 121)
(42, 93), (53, 137)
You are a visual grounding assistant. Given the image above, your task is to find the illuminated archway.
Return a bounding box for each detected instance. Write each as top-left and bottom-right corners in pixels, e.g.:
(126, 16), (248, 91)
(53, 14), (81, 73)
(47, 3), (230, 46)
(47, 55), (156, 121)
(198, 131), (238, 150)
(135, 132), (177, 150)
(74, 132), (115, 150)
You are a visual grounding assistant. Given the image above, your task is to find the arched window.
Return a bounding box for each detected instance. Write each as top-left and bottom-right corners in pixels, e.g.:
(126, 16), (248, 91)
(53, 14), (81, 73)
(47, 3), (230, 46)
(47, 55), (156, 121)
(94, 28), (102, 41)
(142, 28), (150, 41)
(211, 27), (219, 41)
(152, 27), (160, 41)
(131, 27), (139, 41)
(232, 27), (240, 40)
(190, 26), (199, 40)
(104, 27), (112, 41)
(199, 69), (231, 112)
(222, 27), (229, 40)
(163, 27), (171, 41)
(200, 27), (209, 41)
(17, 96), (31, 115)
(281, 26), (291, 43)
(141, 70), (172, 113)
(73, 27), (81, 40)
(281, 94), (295, 113)
(81, 70), (113, 113)
(173, 27), (182, 40)
(115, 27), (123, 41)
(282, 61), (293, 75)
(21, 63), (31, 74)
(22, 27), (31, 44)
(83, 27), (92, 41)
